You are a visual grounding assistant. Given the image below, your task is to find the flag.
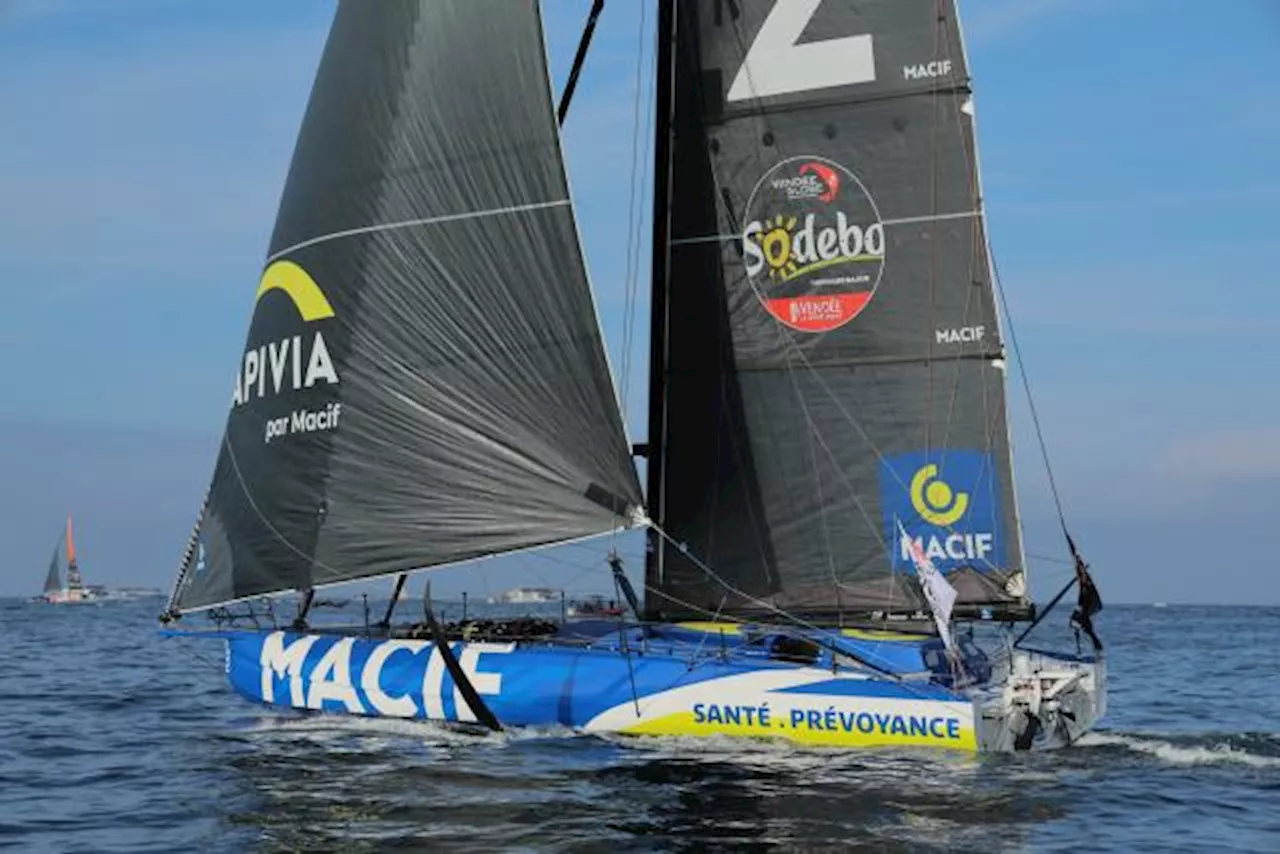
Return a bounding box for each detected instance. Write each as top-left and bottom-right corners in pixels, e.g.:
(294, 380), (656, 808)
(897, 519), (959, 658)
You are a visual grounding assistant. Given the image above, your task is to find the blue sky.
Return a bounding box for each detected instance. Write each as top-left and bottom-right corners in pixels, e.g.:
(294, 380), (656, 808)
(0, 1), (1276, 605)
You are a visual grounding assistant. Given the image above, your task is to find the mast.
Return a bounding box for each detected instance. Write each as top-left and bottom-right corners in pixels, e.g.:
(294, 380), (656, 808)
(65, 514), (83, 592)
(644, 0), (677, 596)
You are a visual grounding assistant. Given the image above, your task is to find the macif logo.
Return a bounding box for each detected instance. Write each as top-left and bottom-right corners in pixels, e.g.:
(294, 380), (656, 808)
(910, 463), (968, 526)
(879, 450), (1004, 573)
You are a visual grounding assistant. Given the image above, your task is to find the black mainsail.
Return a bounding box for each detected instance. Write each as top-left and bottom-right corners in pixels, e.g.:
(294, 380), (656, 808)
(170, 0), (641, 614)
(645, 0), (1029, 622)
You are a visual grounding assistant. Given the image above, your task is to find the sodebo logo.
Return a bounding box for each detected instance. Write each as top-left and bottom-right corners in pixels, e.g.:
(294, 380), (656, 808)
(741, 156), (886, 333)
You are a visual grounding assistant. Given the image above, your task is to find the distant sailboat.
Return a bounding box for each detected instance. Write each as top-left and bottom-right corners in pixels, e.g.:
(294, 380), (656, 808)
(34, 515), (98, 604)
(161, 0), (1106, 753)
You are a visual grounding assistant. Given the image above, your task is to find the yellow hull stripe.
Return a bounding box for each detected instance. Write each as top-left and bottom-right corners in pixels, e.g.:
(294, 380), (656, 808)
(672, 622), (930, 643)
(618, 711), (977, 751)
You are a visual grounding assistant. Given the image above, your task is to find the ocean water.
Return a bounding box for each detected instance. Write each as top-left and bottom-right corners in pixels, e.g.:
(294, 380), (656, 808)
(1, 600), (1277, 853)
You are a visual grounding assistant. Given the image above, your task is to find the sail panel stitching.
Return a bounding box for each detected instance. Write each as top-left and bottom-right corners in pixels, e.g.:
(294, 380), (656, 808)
(266, 199), (572, 262)
(669, 210), (980, 245)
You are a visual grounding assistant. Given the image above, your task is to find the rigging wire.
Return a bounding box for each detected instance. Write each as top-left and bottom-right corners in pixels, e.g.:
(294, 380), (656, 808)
(991, 252), (1071, 537)
(646, 522), (906, 680)
(611, 0), (655, 575)
(617, 0), (654, 426)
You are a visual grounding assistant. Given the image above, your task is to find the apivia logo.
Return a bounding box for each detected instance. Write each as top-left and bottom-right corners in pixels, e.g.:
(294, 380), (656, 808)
(234, 260), (343, 444)
(879, 450), (1004, 573)
(194, 540), (207, 574)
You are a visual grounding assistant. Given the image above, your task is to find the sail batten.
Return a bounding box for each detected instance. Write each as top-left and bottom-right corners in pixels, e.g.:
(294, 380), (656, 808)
(172, 0), (641, 614)
(264, 200), (573, 264)
(646, 0), (1028, 621)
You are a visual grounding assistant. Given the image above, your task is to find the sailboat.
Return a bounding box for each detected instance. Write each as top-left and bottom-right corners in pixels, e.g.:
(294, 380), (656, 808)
(160, 0), (1106, 753)
(34, 515), (99, 604)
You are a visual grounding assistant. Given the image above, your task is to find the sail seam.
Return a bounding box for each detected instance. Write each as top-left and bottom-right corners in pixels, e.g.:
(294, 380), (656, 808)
(265, 199), (572, 262)
(669, 210), (980, 245)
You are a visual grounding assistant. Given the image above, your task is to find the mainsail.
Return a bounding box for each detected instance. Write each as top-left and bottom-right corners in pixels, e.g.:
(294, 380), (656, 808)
(65, 514), (83, 591)
(645, 0), (1028, 621)
(170, 0), (641, 614)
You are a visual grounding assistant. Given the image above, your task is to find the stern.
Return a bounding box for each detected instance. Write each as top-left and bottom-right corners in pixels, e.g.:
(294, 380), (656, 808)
(977, 647), (1106, 752)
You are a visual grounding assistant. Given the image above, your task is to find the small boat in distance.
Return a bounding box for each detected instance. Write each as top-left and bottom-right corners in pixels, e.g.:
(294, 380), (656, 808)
(33, 515), (100, 605)
(488, 587), (559, 605)
(566, 594), (624, 618)
(31, 516), (164, 605)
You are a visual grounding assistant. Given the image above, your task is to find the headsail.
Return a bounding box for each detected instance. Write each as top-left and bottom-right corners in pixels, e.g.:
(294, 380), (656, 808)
(171, 0), (641, 614)
(43, 549), (62, 594)
(645, 0), (1028, 622)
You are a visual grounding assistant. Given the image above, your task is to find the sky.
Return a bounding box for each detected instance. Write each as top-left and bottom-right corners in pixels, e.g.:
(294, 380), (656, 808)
(0, 0), (1276, 606)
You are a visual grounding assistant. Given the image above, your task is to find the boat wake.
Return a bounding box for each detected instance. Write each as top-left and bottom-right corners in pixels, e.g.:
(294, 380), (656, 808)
(241, 713), (1280, 772)
(243, 712), (579, 748)
(243, 711), (981, 773)
(1079, 730), (1280, 768)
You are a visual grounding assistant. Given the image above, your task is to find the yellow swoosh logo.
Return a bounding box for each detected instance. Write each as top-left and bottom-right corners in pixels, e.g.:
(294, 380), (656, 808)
(255, 260), (334, 322)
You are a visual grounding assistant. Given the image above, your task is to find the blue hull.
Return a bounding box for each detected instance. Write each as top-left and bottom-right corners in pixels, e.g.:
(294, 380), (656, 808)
(197, 623), (987, 751)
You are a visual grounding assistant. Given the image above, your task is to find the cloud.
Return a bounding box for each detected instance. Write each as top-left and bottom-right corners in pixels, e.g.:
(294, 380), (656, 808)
(1159, 428), (1280, 482)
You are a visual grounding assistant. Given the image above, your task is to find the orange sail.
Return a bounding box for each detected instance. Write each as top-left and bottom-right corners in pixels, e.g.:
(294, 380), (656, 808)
(66, 514), (76, 564)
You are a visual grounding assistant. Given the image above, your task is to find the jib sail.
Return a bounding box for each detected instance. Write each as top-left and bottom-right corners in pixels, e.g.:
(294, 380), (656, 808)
(171, 0), (641, 614)
(43, 548), (62, 594)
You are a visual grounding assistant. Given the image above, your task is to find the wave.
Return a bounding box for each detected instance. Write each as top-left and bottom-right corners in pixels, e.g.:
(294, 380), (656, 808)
(1079, 730), (1280, 768)
(240, 711), (1280, 773)
(243, 711), (581, 747)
